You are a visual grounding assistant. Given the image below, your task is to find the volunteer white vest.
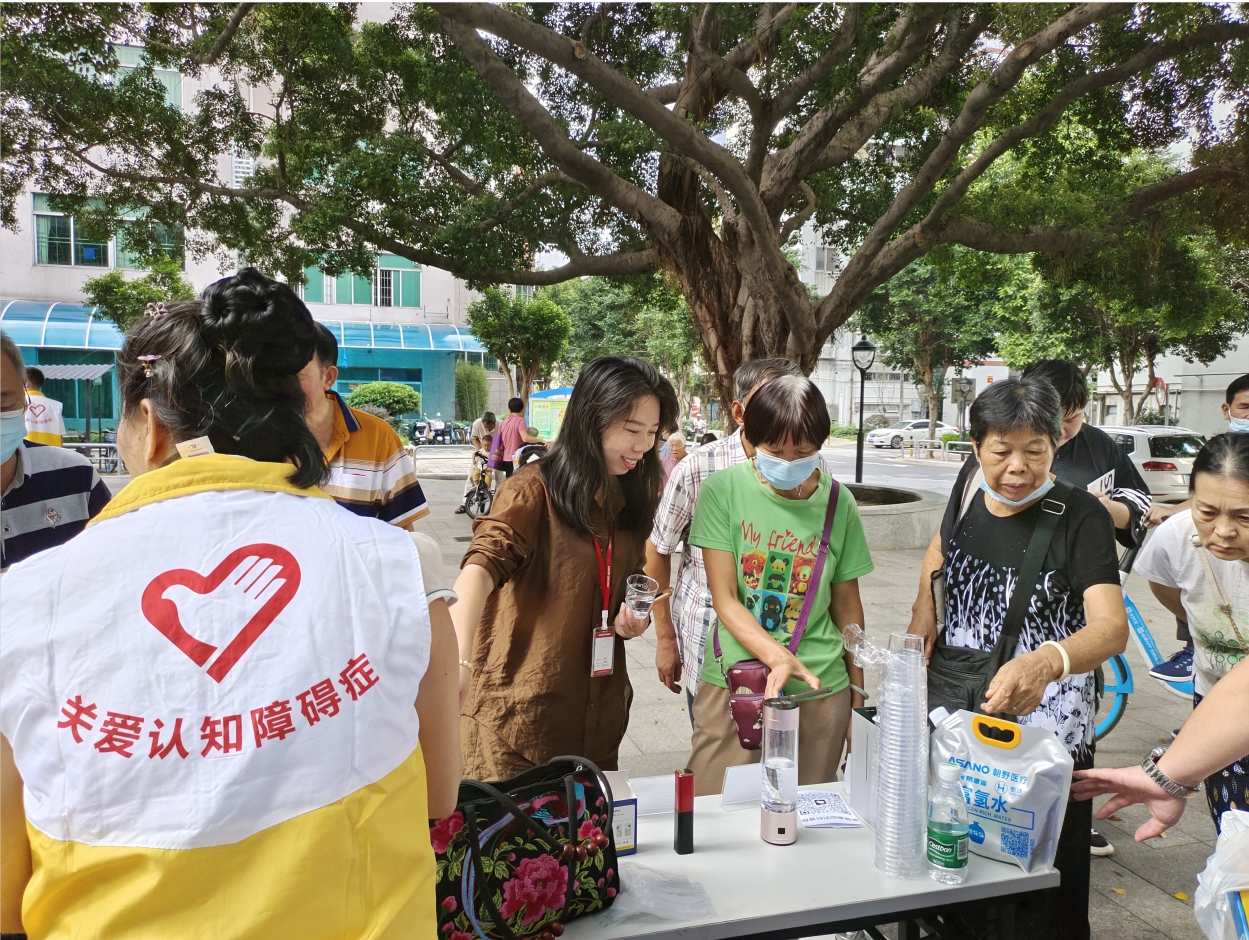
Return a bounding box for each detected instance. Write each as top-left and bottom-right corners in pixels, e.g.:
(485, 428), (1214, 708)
(0, 455), (437, 939)
(24, 390), (65, 446)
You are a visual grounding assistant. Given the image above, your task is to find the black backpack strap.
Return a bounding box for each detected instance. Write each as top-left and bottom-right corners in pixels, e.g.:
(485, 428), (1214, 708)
(986, 478), (1074, 676)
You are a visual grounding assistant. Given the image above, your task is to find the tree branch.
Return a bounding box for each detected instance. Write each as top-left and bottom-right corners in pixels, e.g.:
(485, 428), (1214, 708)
(421, 142), (486, 197)
(778, 182), (816, 243)
(799, 9), (990, 181)
(436, 11), (683, 241)
(769, 6), (861, 118)
(196, 2), (257, 67)
(644, 82), (682, 104)
(489, 249), (659, 286)
(67, 149), (646, 287)
(762, 6), (951, 208)
(915, 20), (1249, 238)
(829, 3), (1118, 313)
(439, 3), (776, 247)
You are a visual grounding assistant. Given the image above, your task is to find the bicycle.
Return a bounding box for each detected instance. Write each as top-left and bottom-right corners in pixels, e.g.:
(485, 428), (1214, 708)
(1094, 539), (1193, 741)
(462, 453), (493, 519)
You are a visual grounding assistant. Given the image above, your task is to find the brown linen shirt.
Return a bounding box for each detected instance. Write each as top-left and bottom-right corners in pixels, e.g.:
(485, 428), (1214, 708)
(460, 464), (647, 778)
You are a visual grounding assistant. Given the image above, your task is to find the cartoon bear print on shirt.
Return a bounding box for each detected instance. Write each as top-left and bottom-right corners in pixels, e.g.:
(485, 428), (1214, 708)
(759, 593), (786, 632)
(789, 556), (815, 596)
(783, 594), (804, 633)
(741, 551), (766, 591)
(764, 552), (792, 593)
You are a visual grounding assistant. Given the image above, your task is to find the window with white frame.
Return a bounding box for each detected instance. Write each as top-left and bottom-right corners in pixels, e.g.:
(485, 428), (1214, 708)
(231, 146), (256, 189)
(33, 194), (183, 270)
(113, 45), (181, 109)
(34, 195), (108, 267)
(814, 246), (840, 272)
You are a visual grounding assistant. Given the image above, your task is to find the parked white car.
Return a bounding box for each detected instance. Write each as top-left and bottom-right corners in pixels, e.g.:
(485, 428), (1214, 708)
(1099, 425), (1207, 502)
(866, 419), (959, 449)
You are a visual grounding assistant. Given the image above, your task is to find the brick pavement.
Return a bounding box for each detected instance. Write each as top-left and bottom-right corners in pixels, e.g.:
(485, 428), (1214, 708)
(106, 460), (1217, 939)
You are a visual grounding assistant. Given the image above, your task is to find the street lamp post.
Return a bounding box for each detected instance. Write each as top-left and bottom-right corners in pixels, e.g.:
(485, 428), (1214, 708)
(851, 336), (876, 484)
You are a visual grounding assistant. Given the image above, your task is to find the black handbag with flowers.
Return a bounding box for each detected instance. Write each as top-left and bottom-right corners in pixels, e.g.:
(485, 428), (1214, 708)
(430, 755), (619, 940)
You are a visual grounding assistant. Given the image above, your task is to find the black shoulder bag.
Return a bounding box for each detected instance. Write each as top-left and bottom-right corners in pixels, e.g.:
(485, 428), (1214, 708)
(927, 476), (1074, 718)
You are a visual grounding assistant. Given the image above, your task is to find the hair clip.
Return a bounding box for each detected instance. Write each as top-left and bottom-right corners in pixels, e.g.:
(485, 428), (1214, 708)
(144, 301), (168, 320)
(137, 353), (162, 377)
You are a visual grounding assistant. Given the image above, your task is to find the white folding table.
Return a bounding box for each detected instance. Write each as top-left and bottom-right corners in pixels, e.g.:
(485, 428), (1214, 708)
(565, 783), (1058, 940)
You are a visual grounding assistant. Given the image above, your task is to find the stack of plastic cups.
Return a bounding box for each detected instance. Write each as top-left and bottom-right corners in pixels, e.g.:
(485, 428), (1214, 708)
(873, 633), (929, 878)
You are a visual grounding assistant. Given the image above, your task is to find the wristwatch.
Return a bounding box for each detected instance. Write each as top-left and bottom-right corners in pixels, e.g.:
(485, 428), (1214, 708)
(1140, 746), (1200, 799)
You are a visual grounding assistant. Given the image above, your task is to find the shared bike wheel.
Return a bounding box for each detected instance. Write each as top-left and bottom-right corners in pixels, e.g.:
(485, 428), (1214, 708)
(464, 484), (492, 519)
(1094, 653), (1131, 741)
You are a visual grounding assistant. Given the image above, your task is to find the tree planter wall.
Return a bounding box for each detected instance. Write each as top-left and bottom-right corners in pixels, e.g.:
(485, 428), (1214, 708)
(847, 485), (947, 552)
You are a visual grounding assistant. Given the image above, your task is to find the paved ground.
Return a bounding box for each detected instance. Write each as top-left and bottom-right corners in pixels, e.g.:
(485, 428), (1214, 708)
(102, 449), (1214, 939)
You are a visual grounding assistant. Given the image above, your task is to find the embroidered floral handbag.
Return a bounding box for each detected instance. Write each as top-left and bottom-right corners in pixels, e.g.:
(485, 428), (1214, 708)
(431, 756), (619, 940)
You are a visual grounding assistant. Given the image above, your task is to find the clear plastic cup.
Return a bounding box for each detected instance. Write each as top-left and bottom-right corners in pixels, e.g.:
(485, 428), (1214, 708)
(625, 574), (659, 619)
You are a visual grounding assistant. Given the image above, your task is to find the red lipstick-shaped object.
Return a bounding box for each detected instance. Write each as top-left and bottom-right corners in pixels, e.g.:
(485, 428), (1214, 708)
(674, 771), (694, 854)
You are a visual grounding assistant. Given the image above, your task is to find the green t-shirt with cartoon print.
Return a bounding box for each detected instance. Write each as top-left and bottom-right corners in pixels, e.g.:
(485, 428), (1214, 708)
(689, 461), (874, 694)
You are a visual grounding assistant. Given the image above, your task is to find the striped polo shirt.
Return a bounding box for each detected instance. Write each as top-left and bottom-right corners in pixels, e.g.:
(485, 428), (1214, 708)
(2, 441), (112, 571)
(322, 392), (429, 526)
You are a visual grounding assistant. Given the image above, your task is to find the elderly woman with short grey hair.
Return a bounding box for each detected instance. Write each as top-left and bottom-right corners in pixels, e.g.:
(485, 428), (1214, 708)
(907, 375), (1127, 940)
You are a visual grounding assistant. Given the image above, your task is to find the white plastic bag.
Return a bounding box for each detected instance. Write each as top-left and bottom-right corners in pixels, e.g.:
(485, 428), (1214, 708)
(596, 861), (716, 926)
(1195, 809), (1249, 940)
(929, 710), (1073, 873)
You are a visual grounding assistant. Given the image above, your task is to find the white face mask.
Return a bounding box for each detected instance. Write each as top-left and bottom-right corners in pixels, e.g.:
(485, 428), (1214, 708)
(0, 407), (26, 463)
(1229, 416), (1249, 434)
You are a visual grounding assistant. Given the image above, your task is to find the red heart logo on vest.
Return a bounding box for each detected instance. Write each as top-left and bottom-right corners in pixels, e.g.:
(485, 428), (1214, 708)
(27, 403), (45, 419)
(141, 544), (301, 683)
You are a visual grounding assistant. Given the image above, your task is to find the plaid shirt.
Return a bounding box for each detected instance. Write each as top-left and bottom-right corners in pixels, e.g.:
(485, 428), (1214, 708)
(649, 431), (832, 691)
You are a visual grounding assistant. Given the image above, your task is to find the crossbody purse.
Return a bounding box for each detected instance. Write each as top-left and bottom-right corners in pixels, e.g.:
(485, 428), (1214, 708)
(713, 478), (840, 750)
(927, 475), (1074, 719)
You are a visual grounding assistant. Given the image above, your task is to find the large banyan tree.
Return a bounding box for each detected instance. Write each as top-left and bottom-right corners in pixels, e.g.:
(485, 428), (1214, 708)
(4, 3), (1247, 407)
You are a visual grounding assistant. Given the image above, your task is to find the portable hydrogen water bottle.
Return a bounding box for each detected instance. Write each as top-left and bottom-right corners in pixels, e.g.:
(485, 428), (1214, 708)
(928, 761), (970, 884)
(761, 702), (799, 845)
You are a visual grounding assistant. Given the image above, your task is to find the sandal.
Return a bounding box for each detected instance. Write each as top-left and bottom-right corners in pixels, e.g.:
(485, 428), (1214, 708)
(454, 505), (467, 514)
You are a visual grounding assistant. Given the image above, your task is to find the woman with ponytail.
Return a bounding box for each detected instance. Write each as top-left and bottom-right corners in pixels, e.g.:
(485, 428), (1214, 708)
(0, 271), (460, 939)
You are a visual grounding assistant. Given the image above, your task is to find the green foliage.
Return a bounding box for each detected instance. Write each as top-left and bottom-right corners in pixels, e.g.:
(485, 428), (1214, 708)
(82, 256), (195, 330)
(346, 382), (421, 416)
(854, 248), (999, 418)
(542, 279), (640, 372)
(981, 150), (1249, 420)
(468, 288), (570, 402)
(863, 414), (891, 432)
(829, 424), (859, 440)
(455, 360), (489, 421)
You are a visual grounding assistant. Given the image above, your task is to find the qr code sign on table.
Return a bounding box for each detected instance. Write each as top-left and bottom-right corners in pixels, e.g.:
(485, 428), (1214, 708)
(1000, 826), (1032, 859)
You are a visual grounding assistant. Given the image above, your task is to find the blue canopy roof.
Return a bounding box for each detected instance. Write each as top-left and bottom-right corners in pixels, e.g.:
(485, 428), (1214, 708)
(0, 301), (486, 354)
(0, 300), (124, 350)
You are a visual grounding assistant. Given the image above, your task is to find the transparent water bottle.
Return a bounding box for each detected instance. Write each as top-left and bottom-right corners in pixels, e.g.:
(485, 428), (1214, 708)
(927, 761), (970, 883)
(760, 702), (799, 845)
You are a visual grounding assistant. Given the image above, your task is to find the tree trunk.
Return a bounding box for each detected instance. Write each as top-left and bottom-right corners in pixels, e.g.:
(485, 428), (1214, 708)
(517, 362), (539, 412)
(926, 365), (950, 457)
(498, 355), (517, 400)
(651, 157), (816, 423)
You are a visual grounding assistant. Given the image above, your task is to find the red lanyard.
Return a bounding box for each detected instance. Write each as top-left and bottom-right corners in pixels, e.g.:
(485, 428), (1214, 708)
(592, 534), (613, 617)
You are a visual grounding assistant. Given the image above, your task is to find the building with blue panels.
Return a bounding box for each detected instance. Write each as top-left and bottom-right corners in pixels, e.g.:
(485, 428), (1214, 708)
(0, 300), (490, 434)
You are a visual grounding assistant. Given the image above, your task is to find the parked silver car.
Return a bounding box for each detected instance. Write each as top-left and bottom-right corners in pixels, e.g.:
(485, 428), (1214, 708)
(1099, 425), (1207, 502)
(866, 419), (958, 449)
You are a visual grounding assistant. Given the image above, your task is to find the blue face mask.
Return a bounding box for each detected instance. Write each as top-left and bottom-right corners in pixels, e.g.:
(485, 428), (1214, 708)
(0, 408), (26, 463)
(980, 476), (1054, 508)
(1229, 416), (1249, 434)
(754, 450), (819, 491)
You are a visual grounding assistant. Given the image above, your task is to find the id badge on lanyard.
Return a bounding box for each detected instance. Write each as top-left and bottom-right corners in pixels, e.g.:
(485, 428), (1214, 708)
(592, 534), (615, 677)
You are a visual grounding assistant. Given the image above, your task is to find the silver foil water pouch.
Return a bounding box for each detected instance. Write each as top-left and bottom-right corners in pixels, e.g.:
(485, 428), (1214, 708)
(929, 710), (1074, 873)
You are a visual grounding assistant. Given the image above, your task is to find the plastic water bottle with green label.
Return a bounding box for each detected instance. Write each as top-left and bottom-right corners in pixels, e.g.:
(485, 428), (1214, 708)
(927, 761), (969, 884)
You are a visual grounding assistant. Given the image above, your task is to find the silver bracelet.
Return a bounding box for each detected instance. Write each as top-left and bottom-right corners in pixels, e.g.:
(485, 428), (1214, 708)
(1141, 746), (1200, 799)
